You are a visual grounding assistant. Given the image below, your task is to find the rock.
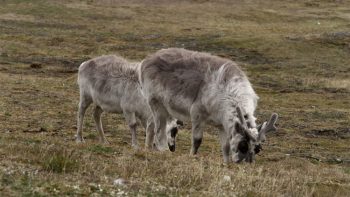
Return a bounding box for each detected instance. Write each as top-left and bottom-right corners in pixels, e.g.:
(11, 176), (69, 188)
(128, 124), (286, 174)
(223, 175), (231, 182)
(113, 178), (127, 186)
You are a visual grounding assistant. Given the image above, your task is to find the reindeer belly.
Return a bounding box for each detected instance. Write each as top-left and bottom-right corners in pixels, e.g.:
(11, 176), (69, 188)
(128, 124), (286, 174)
(92, 91), (123, 113)
(162, 96), (192, 121)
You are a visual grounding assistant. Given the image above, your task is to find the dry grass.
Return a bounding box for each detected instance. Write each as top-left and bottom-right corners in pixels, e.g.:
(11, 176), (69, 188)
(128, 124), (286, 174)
(1, 0), (350, 196)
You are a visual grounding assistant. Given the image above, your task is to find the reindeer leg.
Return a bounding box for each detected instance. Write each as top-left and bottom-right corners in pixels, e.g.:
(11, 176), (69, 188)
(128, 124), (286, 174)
(148, 98), (169, 151)
(145, 118), (155, 150)
(219, 131), (231, 163)
(123, 111), (138, 149)
(93, 106), (109, 144)
(76, 93), (92, 143)
(190, 104), (207, 155)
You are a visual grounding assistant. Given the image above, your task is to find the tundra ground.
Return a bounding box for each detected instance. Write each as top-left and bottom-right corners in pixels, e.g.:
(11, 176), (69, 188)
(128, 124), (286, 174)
(0, 0), (349, 196)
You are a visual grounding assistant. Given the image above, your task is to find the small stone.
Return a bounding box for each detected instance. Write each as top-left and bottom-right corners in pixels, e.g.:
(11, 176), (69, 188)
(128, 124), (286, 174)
(113, 178), (127, 186)
(223, 175), (231, 182)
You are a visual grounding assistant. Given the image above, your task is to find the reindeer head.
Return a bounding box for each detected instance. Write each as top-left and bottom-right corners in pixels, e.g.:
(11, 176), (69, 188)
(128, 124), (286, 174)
(230, 107), (278, 163)
(166, 120), (183, 152)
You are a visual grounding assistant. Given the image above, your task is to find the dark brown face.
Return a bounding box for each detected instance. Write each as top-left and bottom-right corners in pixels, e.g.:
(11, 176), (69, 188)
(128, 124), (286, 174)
(233, 138), (256, 163)
(232, 110), (279, 163)
(254, 144), (262, 154)
(168, 127), (178, 152)
(166, 120), (183, 152)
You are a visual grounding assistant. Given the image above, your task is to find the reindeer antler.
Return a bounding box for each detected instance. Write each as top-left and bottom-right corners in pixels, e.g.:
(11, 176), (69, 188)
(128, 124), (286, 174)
(236, 106), (247, 127)
(236, 106), (257, 142)
(258, 113), (278, 142)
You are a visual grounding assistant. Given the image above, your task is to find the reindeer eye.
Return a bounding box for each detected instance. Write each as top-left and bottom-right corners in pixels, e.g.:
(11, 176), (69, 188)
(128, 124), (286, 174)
(247, 122), (252, 128)
(244, 115), (248, 119)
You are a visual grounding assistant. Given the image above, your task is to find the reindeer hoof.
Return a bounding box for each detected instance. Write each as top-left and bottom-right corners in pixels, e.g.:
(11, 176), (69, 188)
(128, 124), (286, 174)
(100, 139), (110, 145)
(132, 144), (140, 150)
(75, 136), (85, 143)
(144, 144), (153, 151)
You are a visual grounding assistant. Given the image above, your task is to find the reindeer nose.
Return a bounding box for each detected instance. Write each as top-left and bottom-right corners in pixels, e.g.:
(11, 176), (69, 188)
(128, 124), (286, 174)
(170, 127), (178, 137)
(168, 143), (176, 152)
(254, 144), (262, 154)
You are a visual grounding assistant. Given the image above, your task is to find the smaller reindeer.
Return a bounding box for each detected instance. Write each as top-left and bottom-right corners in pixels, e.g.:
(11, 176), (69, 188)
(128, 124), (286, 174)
(76, 55), (181, 149)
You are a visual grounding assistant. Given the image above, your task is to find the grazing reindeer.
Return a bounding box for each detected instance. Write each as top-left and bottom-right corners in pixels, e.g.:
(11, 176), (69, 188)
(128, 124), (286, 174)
(139, 48), (278, 162)
(76, 55), (181, 149)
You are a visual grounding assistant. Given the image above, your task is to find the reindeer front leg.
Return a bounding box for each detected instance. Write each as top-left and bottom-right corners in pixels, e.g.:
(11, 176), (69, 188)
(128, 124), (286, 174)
(148, 98), (169, 151)
(219, 131), (231, 163)
(190, 104), (207, 155)
(123, 111), (138, 148)
(145, 119), (155, 150)
(93, 106), (109, 144)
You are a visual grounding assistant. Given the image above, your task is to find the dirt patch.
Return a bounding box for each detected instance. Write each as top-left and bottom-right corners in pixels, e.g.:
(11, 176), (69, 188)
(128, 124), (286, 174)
(23, 127), (48, 133)
(65, 2), (93, 10)
(15, 56), (86, 68)
(286, 31), (350, 50)
(172, 35), (274, 65)
(0, 56), (86, 78)
(305, 128), (350, 139)
(0, 19), (87, 31)
(0, 13), (35, 22)
(30, 63), (43, 69)
(291, 153), (349, 164)
(318, 32), (350, 49)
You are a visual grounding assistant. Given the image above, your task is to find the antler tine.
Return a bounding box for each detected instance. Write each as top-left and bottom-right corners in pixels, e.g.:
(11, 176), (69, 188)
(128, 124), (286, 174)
(265, 113), (278, 133)
(236, 106), (257, 141)
(236, 106), (247, 127)
(258, 113), (279, 141)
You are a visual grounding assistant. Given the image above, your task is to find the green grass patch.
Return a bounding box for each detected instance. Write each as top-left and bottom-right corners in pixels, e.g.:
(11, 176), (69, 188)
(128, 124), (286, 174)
(41, 148), (79, 173)
(88, 144), (114, 154)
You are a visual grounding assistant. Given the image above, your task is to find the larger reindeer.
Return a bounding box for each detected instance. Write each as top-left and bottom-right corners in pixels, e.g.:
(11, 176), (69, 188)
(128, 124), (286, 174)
(76, 55), (181, 149)
(139, 48), (278, 163)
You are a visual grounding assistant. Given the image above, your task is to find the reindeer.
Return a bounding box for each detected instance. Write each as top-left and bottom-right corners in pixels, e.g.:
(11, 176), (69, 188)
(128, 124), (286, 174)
(139, 48), (278, 163)
(76, 55), (182, 149)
